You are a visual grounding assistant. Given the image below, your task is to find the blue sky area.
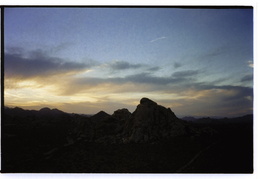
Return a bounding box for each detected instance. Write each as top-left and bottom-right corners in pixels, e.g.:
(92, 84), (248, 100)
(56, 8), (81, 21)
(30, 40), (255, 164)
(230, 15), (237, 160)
(4, 7), (253, 117)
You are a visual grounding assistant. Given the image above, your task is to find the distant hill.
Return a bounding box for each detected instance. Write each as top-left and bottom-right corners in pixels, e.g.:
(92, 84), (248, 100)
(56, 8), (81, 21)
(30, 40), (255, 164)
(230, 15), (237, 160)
(182, 114), (253, 124)
(90, 110), (111, 123)
(181, 116), (198, 121)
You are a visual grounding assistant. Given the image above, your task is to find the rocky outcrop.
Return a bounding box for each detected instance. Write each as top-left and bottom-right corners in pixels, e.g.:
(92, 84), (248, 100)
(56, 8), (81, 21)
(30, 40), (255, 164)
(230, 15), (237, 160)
(88, 110), (125, 143)
(85, 98), (188, 144)
(112, 108), (131, 121)
(123, 98), (186, 143)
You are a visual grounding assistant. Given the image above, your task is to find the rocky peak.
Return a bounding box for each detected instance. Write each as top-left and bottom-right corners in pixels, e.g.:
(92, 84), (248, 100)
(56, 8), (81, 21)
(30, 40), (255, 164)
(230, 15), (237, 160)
(140, 97), (157, 107)
(123, 98), (186, 143)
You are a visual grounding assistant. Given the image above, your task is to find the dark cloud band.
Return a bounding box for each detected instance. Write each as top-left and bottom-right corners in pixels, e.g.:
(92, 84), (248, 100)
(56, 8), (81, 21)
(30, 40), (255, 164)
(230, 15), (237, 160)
(5, 49), (96, 78)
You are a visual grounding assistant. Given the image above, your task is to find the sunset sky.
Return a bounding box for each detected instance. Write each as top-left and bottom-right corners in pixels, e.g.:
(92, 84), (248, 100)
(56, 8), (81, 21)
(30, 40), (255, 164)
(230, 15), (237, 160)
(4, 7), (253, 117)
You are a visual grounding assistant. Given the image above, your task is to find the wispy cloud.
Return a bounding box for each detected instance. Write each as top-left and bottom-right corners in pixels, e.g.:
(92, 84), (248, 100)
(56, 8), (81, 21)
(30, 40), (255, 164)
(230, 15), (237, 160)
(198, 46), (228, 61)
(150, 36), (166, 43)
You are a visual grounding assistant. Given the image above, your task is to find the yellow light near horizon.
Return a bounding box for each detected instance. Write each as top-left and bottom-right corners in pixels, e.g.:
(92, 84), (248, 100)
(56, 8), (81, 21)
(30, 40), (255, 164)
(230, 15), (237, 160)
(5, 87), (99, 107)
(178, 88), (234, 100)
(4, 78), (102, 109)
(17, 80), (42, 88)
(6, 77), (232, 115)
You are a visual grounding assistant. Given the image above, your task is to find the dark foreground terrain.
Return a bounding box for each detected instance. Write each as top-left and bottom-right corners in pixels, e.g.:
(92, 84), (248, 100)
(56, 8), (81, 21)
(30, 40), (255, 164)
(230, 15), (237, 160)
(2, 98), (253, 173)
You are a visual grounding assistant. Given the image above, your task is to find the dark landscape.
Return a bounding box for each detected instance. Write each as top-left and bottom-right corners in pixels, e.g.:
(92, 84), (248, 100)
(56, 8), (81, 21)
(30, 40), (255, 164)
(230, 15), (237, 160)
(2, 98), (253, 173)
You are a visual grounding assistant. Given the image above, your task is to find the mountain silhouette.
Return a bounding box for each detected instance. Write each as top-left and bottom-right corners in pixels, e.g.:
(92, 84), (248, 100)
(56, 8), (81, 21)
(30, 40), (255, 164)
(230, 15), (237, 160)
(2, 97), (253, 173)
(3, 98), (220, 144)
(123, 97), (186, 143)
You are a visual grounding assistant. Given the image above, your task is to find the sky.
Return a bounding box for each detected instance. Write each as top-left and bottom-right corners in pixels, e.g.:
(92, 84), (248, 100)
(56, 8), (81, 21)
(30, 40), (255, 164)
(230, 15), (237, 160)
(4, 7), (253, 117)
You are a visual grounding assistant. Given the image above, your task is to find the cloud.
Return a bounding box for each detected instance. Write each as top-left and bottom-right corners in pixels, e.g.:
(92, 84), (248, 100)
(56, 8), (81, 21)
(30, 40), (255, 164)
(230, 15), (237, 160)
(150, 36), (166, 43)
(200, 46), (228, 59)
(158, 84), (253, 117)
(70, 72), (171, 87)
(123, 72), (199, 85)
(214, 85), (253, 101)
(68, 69), (200, 89)
(146, 66), (161, 72)
(52, 72), (177, 96)
(57, 70), (203, 96)
(5, 64), (253, 117)
(124, 70), (201, 86)
(5, 48), (253, 117)
(247, 60), (253, 68)
(107, 60), (144, 71)
(241, 74), (253, 82)
(172, 70), (200, 78)
(125, 73), (172, 85)
(206, 86), (253, 116)
(105, 60), (161, 75)
(5, 49), (96, 79)
(173, 62), (182, 69)
(48, 42), (73, 54)
(73, 78), (253, 116)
